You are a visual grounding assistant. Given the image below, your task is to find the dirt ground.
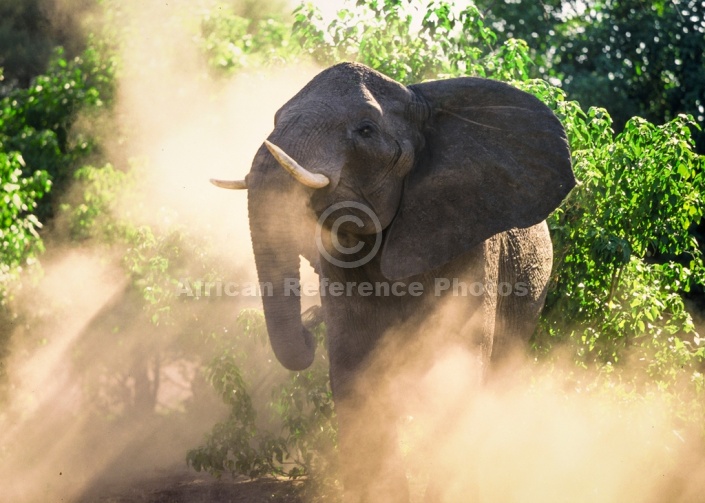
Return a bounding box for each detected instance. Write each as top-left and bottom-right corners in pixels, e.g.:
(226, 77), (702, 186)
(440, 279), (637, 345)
(76, 467), (304, 503)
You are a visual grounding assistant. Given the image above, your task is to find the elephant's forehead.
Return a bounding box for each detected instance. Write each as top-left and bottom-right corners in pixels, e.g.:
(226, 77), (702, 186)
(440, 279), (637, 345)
(295, 85), (382, 113)
(283, 62), (410, 112)
(277, 99), (377, 128)
(276, 95), (389, 132)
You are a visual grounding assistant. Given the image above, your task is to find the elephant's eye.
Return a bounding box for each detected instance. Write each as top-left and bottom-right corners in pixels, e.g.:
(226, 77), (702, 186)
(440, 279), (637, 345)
(356, 124), (375, 139)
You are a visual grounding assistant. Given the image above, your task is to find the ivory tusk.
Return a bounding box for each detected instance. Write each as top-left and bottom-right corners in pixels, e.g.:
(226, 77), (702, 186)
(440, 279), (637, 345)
(264, 140), (330, 189)
(210, 178), (248, 190)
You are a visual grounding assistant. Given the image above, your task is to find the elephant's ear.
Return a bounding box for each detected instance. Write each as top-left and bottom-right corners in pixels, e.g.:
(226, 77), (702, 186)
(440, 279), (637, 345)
(381, 77), (575, 280)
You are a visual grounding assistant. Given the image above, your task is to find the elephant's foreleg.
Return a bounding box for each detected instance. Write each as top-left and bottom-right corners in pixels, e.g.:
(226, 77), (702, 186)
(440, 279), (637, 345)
(335, 393), (410, 503)
(323, 284), (411, 502)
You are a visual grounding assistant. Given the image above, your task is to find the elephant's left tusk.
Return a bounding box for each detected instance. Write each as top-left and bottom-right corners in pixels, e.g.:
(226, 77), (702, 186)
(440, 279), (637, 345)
(210, 178), (248, 190)
(264, 140), (330, 189)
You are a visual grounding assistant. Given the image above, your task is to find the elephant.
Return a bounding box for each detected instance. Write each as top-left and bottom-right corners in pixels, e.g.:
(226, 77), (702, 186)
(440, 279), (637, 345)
(211, 62), (575, 502)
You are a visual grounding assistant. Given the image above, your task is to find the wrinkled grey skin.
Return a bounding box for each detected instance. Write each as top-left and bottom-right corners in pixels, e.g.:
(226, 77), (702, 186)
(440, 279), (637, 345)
(241, 63), (574, 502)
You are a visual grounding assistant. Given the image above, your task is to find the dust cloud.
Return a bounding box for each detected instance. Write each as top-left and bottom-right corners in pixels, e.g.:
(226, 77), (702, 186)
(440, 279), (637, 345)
(0, 0), (322, 501)
(302, 290), (705, 502)
(401, 353), (705, 503)
(352, 312), (705, 503)
(110, 0), (321, 266)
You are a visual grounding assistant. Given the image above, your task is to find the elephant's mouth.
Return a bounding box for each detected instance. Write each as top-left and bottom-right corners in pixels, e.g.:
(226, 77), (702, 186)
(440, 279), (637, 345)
(313, 202), (376, 233)
(311, 183), (385, 237)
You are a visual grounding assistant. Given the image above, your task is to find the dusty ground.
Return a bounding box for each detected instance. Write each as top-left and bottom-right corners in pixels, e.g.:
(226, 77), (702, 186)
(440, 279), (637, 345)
(77, 467), (304, 503)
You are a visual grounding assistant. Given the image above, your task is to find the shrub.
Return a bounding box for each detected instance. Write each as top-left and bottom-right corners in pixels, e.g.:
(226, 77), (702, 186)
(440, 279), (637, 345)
(187, 309), (338, 497)
(293, 0), (531, 84)
(0, 151), (49, 288)
(199, 3), (300, 74)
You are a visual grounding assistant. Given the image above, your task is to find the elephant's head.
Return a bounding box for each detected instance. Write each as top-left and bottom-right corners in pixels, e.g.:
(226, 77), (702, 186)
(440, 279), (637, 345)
(213, 63), (574, 371)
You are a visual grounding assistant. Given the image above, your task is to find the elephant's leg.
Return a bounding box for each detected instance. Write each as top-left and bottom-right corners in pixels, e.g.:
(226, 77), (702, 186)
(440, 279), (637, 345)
(322, 276), (411, 502)
(492, 221), (553, 366)
(415, 245), (498, 503)
(334, 388), (410, 503)
(419, 318), (487, 503)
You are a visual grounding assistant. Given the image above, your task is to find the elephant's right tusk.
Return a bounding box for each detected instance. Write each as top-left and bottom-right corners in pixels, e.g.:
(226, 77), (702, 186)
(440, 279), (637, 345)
(210, 178), (248, 190)
(264, 140), (330, 189)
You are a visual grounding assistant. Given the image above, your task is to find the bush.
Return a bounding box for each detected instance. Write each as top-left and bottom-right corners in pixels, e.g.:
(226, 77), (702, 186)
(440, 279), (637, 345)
(0, 45), (115, 223)
(0, 36), (115, 401)
(538, 97), (705, 406)
(293, 0), (531, 84)
(0, 44), (114, 301)
(199, 3), (300, 74)
(187, 309), (338, 497)
(0, 151), (49, 288)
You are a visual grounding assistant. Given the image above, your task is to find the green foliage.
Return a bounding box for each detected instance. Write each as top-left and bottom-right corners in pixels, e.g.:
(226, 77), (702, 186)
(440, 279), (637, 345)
(0, 151), (50, 286)
(199, 3), (300, 73)
(61, 162), (225, 329)
(535, 85), (705, 402)
(293, 0), (532, 83)
(62, 163), (129, 241)
(0, 44), (115, 222)
(187, 309), (337, 495)
(0, 27), (115, 404)
(553, 0), (705, 151)
(476, 0), (705, 151)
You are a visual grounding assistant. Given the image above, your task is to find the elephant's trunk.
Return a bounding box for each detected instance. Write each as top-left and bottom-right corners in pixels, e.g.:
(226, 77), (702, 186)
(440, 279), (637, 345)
(247, 146), (316, 371)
